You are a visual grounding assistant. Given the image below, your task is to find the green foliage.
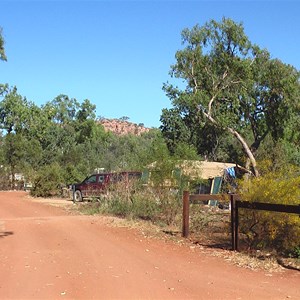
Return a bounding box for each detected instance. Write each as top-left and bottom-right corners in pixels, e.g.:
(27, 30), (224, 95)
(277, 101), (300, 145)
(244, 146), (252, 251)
(131, 192), (160, 221)
(256, 136), (300, 168)
(45, 94), (79, 124)
(159, 108), (192, 155)
(238, 165), (300, 254)
(155, 188), (181, 225)
(173, 142), (199, 160)
(239, 162), (300, 204)
(291, 246), (300, 259)
(79, 183), (181, 227)
(1, 17), (299, 208)
(143, 133), (179, 188)
(2, 133), (28, 187)
(62, 163), (85, 186)
(76, 99), (96, 122)
(106, 197), (132, 218)
(31, 163), (64, 197)
(0, 27), (7, 61)
(0, 88), (31, 134)
(161, 17), (300, 174)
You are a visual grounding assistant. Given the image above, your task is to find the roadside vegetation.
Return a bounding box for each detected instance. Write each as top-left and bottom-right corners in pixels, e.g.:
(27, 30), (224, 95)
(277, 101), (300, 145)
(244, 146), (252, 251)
(0, 18), (299, 262)
(237, 163), (300, 258)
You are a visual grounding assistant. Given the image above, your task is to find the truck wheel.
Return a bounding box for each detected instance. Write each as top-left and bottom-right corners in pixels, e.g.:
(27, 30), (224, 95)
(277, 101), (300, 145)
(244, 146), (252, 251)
(74, 190), (83, 202)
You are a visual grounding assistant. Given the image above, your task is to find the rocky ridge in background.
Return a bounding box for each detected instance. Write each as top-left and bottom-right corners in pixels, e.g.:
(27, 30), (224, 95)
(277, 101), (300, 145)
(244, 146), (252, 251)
(99, 118), (151, 136)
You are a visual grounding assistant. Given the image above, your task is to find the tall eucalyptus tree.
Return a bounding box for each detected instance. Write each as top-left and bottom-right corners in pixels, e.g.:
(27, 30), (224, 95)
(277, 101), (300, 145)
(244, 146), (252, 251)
(162, 18), (300, 176)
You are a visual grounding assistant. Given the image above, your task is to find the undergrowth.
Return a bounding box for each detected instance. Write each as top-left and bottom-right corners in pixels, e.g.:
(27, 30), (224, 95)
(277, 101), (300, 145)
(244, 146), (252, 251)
(238, 163), (300, 257)
(78, 182), (182, 227)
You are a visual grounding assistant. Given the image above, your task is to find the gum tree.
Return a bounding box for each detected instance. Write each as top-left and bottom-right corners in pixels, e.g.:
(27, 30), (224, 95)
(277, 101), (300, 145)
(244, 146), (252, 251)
(0, 27), (7, 94)
(0, 27), (6, 62)
(162, 18), (300, 176)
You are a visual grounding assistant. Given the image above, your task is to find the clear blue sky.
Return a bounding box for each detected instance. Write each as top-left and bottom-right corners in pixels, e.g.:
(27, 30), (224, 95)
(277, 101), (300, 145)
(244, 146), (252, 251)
(1, 0), (299, 128)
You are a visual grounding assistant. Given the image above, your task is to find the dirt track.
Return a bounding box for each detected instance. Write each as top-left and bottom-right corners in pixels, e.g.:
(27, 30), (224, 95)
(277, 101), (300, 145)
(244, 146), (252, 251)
(0, 191), (299, 300)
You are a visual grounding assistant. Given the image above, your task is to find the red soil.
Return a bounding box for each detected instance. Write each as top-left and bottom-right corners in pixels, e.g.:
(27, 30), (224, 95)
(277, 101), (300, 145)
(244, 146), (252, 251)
(0, 191), (299, 299)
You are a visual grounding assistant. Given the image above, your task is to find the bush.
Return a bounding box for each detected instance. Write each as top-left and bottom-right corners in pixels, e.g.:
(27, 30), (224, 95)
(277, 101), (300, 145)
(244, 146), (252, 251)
(31, 163), (64, 197)
(237, 164), (300, 255)
(78, 182), (181, 227)
(155, 188), (181, 226)
(107, 197), (132, 217)
(131, 190), (160, 221)
(291, 246), (300, 259)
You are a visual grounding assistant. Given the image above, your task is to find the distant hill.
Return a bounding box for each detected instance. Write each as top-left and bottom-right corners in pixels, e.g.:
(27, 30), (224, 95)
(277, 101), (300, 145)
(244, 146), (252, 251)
(99, 118), (151, 136)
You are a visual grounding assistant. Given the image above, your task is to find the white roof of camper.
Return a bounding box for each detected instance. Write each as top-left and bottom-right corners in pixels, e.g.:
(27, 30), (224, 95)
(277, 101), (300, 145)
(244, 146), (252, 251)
(148, 160), (237, 180)
(179, 161), (236, 179)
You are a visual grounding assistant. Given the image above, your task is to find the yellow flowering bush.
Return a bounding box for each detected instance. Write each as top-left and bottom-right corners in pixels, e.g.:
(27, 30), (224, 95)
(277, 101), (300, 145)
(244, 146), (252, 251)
(237, 162), (300, 255)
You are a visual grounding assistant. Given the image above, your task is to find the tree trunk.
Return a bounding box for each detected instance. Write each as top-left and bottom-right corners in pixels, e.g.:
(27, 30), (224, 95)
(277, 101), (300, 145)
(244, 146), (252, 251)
(202, 110), (259, 177)
(227, 127), (259, 177)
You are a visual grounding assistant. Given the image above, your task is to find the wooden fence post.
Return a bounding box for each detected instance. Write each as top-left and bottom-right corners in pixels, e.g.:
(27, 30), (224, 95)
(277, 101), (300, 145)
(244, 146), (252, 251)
(230, 194), (236, 250)
(234, 201), (239, 251)
(182, 191), (190, 238)
(72, 185), (75, 202)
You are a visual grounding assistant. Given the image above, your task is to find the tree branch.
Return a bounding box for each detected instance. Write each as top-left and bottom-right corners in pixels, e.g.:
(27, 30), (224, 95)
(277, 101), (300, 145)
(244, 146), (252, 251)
(207, 95), (217, 116)
(200, 107), (259, 176)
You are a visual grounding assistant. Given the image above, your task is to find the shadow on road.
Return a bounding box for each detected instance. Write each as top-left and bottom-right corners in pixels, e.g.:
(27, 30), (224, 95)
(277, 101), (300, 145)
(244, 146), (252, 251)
(162, 229), (232, 250)
(192, 239), (232, 250)
(0, 231), (14, 238)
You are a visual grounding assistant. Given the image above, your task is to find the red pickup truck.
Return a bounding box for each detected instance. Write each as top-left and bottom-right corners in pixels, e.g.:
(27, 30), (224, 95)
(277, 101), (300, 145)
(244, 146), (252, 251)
(72, 171), (142, 202)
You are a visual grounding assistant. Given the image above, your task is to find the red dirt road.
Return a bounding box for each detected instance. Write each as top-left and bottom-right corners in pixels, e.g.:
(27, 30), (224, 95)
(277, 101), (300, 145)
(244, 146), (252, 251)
(0, 192), (299, 300)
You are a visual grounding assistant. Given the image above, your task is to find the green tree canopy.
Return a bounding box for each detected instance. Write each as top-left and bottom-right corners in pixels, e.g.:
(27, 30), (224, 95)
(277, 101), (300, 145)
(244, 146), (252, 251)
(0, 87), (31, 134)
(161, 17), (300, 176)
(0, 23), (169, 194)
(0, 27), (7, 61)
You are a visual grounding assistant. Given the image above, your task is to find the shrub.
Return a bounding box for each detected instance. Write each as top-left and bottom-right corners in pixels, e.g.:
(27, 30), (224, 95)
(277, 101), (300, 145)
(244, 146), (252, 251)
(31, 163), (64, 197)
(237, 164), (300, 255)
(190, 208), (215, 232)
(291, 246), (300, 259)
(107, 197), (132, 217)
(154, 188), (181, 226)
(131, 189), (160, 221)
(78, 181), (181, 227)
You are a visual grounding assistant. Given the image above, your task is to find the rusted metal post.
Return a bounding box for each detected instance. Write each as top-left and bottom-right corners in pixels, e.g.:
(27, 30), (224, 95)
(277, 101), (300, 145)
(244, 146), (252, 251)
(182, 191), (190, 238)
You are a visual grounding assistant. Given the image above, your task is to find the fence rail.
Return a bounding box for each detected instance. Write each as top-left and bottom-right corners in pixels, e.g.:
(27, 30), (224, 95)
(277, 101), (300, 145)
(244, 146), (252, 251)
(182, 191), (300, 251)
(236, 201), (300, 214)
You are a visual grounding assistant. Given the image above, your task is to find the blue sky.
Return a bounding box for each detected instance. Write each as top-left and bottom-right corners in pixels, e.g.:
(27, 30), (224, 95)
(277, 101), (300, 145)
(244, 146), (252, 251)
(1, 0), (299, 128)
